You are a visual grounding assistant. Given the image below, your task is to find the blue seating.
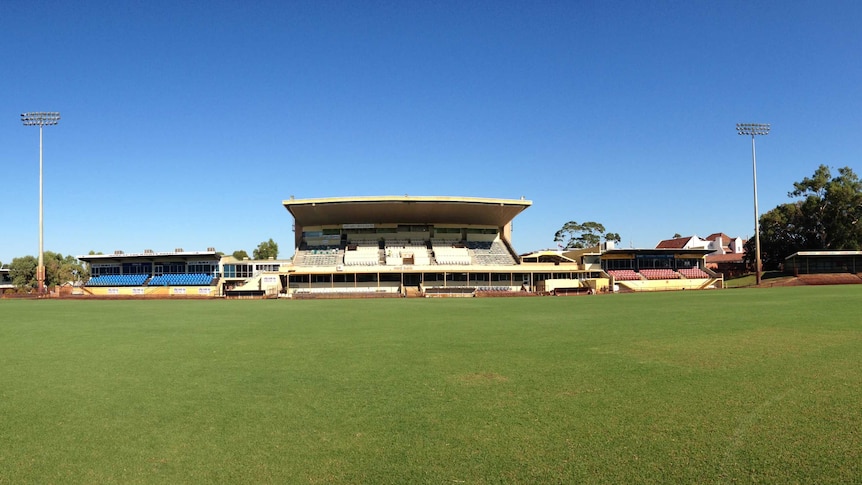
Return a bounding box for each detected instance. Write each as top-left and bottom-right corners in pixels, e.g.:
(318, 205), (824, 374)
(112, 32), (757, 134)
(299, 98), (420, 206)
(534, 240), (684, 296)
(148, 273), (213, 286)
(87, 274), (148, 286)
(87, 273), (214, 287)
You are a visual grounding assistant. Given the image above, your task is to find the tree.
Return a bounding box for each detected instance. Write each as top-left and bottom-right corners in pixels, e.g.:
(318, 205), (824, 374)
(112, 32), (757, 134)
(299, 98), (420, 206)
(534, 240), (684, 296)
(746, 202), (806, 270)
(9, 255), (37, 291)
(232, 250), (249, 260)
(554, 221), (620, 249)
(755, 165), (862, 267)
(253, 239), (279, 260)
(8, 252), (88, 291)
(43, 252), (88, 286)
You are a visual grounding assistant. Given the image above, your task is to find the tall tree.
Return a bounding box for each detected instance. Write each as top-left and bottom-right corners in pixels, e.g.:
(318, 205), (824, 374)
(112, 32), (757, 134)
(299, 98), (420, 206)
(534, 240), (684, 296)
(45, 252), (88, 286)
(746, 202), (807, 270)
(8, 252), (88, 290)
(787, 165), (862, 250)
(232, 250), (249, 260)
(253, 239), (279, 260)
(554, 221), (619, 249)
(755, 165), (862, 268)
(9, 255), (37, 291)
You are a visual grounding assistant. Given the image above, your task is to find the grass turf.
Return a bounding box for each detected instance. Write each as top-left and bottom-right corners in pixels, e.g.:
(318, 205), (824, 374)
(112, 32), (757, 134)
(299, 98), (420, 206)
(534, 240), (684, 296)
(1, 286), (861, 483)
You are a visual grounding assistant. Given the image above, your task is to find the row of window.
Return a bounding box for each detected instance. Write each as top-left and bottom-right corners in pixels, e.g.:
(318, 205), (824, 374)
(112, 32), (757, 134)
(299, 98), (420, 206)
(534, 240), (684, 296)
(222, 263), (280, 278)
(304, 226), (500, 238)
(289, 271), (602, 285)
(603, 258), (702, 270)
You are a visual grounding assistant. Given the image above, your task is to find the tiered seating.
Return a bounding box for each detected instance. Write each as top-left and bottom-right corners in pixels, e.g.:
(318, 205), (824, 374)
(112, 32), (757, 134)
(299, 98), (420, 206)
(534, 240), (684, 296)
(475, 286), (518, 293)
(433, 245), (471, 265)
(468, 241), (516, 265)
(148, 273), (213, 286)
(304, 236), (341, 248)
(295, 248), (341, 267)
(344, 243), (380, 266)
(424, 286), (476, 295)
(384, 240), (406, 265)
(385, 241), (432, 266)
(679, 268), (709, 279)
(639, 269), (680, 280)
(410, 246), (432, 265)
(607, 270), (640, 281)
(87, 274), (149, 286)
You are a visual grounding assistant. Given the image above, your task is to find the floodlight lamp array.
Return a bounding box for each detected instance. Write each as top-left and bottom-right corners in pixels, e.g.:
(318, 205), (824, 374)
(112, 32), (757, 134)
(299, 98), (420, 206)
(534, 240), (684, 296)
(21, 112), (61, 126)
(736, 123), (770, 136)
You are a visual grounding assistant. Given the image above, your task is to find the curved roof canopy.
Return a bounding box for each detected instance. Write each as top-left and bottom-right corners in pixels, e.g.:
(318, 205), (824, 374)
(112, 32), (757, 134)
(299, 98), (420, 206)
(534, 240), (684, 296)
(283, 195), (532, 227)
(518, 250), (578, 264)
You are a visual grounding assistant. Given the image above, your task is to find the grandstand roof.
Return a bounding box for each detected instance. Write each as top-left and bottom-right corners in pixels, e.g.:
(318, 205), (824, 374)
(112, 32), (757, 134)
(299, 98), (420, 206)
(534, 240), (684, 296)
(78, 250), (220, 263)
(518, 250), (578, 264)
(283, 195), (532, 227)
(785, 250), (862, 259)
(604, 248), (714, 256)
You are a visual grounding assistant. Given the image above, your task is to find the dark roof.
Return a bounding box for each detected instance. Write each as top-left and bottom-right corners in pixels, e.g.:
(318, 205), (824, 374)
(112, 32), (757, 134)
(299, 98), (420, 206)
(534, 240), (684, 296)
(705, 232), (732, 242)
(283, 195), (532, 227)
(656, 237), (692, 249)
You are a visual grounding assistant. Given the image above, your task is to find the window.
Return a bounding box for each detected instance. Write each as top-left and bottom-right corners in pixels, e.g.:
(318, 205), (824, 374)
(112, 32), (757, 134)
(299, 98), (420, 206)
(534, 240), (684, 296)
(189, 263), (216, 274)
(603, 259), (634, 270)
(223, 264), (253, 278)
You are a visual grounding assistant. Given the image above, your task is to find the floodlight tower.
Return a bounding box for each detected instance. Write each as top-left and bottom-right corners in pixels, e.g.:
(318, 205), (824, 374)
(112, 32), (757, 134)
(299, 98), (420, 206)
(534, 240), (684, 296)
(736, 122), (770, 286)
(21, 112), (61, 294)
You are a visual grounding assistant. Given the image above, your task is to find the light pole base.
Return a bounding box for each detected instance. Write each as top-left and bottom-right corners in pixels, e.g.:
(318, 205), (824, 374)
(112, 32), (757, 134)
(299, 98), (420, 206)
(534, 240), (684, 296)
(36, 265), (46, 294)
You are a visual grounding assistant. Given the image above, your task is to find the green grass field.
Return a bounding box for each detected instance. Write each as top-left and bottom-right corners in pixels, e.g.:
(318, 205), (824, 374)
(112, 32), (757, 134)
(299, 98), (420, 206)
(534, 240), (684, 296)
(2, 287), (861, 484)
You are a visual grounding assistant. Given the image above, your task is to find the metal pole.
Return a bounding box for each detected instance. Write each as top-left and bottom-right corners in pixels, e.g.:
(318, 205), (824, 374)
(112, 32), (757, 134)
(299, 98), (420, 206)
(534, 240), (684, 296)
(751, 134), (762, 286)
(21, 112), (59, 295)
(38, 124), (45, 293)
(736, 123), (769, 286)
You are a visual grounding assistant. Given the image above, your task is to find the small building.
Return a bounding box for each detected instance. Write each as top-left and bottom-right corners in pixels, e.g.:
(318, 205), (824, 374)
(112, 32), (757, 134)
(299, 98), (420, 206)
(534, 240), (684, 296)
(657, 233), (745, 255)
(784, 251), (862, 275)
(601, 248), (723, 291)
(0, 268), (13, 293)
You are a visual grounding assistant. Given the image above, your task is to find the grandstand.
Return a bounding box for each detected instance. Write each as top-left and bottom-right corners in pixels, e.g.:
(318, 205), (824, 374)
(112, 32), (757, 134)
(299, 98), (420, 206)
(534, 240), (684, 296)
(66, 196), (722, 299)
(76, 248), (290, 298)
(77, 249), (219, 297)
(600, 248), (723, 291)
(281, 195), (615, 297)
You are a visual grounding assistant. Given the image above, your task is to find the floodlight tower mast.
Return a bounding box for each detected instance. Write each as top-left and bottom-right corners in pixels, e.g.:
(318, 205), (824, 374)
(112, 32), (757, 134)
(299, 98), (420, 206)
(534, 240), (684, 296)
(21, 112), (61, 294)
(736, 122), (770, 286)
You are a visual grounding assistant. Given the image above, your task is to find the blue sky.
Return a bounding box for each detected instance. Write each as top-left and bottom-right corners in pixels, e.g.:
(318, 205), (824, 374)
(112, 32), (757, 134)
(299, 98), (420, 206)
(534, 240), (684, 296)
(2, 0), (860, 264)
